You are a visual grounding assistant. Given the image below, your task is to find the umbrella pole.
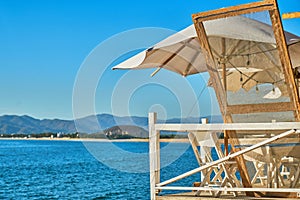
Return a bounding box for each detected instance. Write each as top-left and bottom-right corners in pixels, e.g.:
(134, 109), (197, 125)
(221, 63), (227, 91)
(221, 38), (229, 156)
(221, 62), (229, 156)
(224, 130), (229, 156)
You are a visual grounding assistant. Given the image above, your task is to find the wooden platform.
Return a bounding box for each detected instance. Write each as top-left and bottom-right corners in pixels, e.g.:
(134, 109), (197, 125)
(157, 192), (300, 200)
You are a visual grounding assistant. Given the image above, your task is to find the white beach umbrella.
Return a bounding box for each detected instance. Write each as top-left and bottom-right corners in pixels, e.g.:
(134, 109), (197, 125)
(112, 16), (300, 93)
(207, 67), (285, 93)
(112, 16), (300, 178)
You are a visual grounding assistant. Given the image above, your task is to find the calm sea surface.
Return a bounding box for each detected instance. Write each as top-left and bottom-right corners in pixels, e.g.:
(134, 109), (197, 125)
(0, 140), (199, 199)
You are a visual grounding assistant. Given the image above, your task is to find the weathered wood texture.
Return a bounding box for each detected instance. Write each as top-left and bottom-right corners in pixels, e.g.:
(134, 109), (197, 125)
(157, 191), (300, 200)
(193, 14), (252, 192)
(282, 12), (300, 19)
(227, 102), (294, 115)
(268, 0), (300, 120)
(192, 0), (275, 22)
(192, 0), (300, 193)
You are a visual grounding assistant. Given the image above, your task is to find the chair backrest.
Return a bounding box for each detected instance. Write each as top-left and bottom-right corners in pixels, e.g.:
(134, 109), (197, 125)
(188, 131), (222, 163)
(236, 137), (300, 162)
(210, 132), (225, 158)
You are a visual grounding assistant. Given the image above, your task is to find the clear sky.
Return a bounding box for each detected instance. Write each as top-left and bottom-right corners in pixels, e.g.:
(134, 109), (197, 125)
(1, 0), (299, 120)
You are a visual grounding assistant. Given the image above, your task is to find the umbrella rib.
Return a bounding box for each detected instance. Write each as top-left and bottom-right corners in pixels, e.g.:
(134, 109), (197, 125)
(227, 41), (259, 61)
(242, 72), (258, 87)
(210, 47), (222, 70)
(263, 69), (280, 84)
(228, 42), (278, 58)
(183, 51), (200, 76)
(157, 38), (194, 74)
(227, 40), (243, 58)
(227, 60), (281, 85)
(209, 39), (258, 68)
(256, 42), (281, 71)
(288, 40), (300, 47)
(184, 37), (202, 51)
(227, 60), (251, 84)
(208, 38), (257, 63)
(211, 47), (221, 59)
(186, 81), (208, 117)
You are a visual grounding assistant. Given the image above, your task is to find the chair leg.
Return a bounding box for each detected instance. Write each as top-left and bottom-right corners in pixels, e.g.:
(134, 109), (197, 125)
(251, 162), (266, 186)
(195, 168), (214, 196)
(276, 162), (285, 187)
(291, 163), (300, 188)
(211, 167), (224, 183)
(214, 164), (238, 197)
(214, 176), (238, 197)
(229, 165), (242, 187)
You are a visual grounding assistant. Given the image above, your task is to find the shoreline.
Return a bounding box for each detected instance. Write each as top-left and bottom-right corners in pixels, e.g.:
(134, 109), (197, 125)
(0, 137), (189, 143)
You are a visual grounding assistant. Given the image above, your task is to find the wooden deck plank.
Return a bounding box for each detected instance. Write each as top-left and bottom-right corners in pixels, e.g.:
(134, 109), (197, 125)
(157, 191), (300, 200)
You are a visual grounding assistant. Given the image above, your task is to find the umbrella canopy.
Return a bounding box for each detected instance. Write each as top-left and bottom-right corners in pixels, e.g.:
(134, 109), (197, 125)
(113, 16), (300, 93)
(207, 67), (286, 93)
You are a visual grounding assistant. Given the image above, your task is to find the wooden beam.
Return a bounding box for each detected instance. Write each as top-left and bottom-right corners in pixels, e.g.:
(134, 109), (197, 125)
(282, 12), (300, 19)
(268, 0), (300, 121)
(221, 38), (227, 92)
(192, 0), (300, 192)
(220, 38), (229, 156)
(231, 137), (300, 145)
(192, 0), (275, 22)
(156, 186), (300, 194)
(193, 8), (253, 193)
(193, 19), (243, 165)
(192, 21), (227, 117)
(227, 102), (294, 115)
(193, 20), (243, 168)
(156, 186), (300, 198)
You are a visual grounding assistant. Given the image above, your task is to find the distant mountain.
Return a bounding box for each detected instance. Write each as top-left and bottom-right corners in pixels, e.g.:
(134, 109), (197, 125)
(104, 125), (148, 139)
(74, 114), (148, 133)
(0, 114), (222, 134)
(0, 115), (76, 134)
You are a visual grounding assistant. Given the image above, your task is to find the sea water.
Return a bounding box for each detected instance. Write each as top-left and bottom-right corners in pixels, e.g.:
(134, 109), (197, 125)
(0, 140), (199, 199)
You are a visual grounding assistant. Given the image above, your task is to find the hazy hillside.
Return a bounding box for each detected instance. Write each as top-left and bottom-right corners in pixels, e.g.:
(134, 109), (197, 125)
(74, 114), (148, 133)
(0, 114), (222, 134)
(0, 115), (76, 134)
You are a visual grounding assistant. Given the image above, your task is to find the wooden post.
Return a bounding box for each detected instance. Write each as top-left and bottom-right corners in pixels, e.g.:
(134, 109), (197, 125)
(282, 12), (300, 19)
(193, 19), (252, 193)
(221, 38), (229, 156)
(192, 21), (227, 118)
(191, 0), (300, 194)
(221, 38), (227, 92)
(268, 0), (300, 121)
(266, 146), (272, 188)
(149, 112), (160, 200)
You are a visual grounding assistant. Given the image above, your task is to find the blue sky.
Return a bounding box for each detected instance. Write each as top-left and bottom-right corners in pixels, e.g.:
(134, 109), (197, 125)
(1, 0), (299, 120)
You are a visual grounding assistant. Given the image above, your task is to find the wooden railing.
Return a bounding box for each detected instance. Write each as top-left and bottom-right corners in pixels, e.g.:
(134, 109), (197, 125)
(148, 112), (300, 200)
